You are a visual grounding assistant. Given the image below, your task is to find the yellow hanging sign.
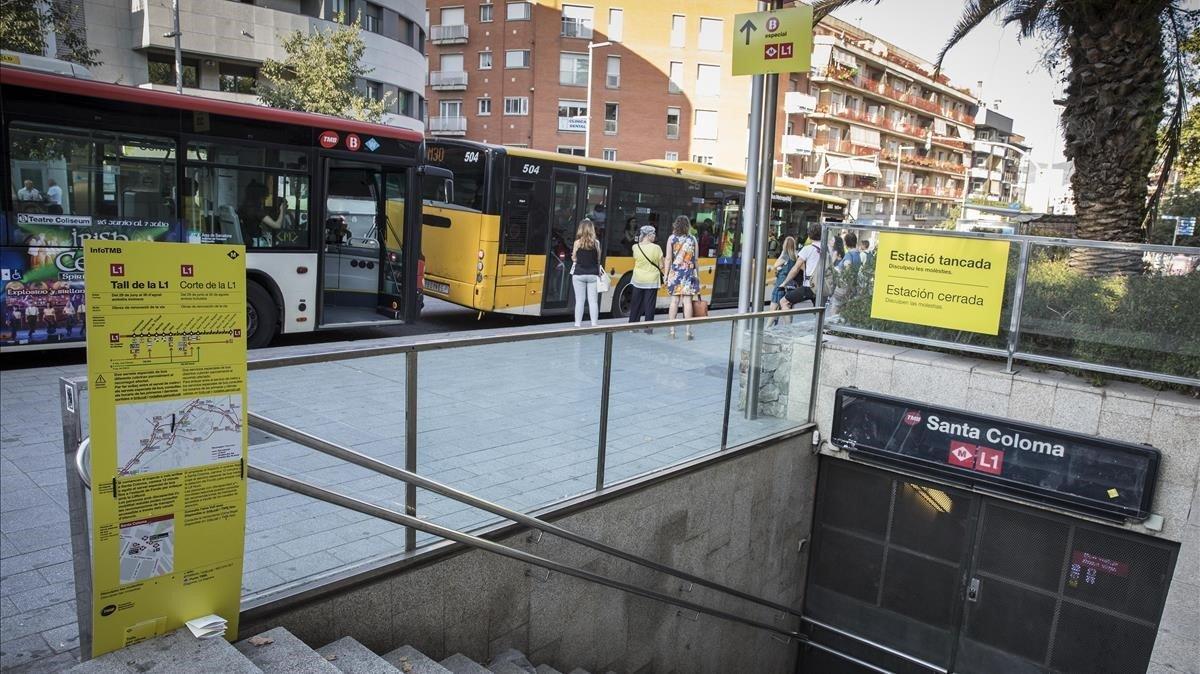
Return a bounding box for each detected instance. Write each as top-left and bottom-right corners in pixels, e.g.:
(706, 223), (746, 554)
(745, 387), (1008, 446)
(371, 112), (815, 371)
(869, 232), (1010, 335)
(84, 240), (248, 657)
(732, 5), (813, 76)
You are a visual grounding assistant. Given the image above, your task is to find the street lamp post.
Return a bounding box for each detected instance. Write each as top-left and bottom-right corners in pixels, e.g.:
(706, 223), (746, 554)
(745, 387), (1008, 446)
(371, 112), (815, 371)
(584, 41), (612, 158)
(888, 144), (915, 227)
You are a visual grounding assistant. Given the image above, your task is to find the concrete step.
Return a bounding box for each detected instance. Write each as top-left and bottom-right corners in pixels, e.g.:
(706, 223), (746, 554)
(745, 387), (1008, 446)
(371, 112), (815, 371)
(566, 669), (591, 674)
(533, 666), (564, 674)
(439, 653), (491, 674)
(381, 645), (452, 674)
(317, 636), (401, 674)
(235, 626), (340, 674)
(68, 628), (263, 673)
(486, 649), (536, 674)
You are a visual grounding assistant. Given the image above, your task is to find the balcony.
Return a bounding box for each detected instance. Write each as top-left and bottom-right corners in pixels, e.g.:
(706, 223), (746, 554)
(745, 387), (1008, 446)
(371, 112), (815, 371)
(821, 174), (963, 200)
(811, 66), (975, 125)
(429, 70), (468, 90)
(813, 137), (877, 157)
(429, 116), (467, 135)
(430, 24), (469, 44)
(880, 149), (967, 175)
(782, 135), (814, 156)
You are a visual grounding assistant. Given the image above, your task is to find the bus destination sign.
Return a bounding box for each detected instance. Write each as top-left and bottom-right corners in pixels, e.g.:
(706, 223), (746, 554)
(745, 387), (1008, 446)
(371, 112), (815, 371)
(830, 388), (1160, 521)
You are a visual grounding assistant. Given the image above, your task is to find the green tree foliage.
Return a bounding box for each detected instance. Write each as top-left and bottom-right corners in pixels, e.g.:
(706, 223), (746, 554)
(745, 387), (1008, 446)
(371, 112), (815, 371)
(258, 20), (389, 123)
(0, 0), (100, 66)
(1174, 27), (1200, 190)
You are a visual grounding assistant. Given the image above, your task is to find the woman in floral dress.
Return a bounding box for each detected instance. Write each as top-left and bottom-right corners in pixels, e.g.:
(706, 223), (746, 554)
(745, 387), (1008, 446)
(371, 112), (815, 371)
(664, 215), (700, 339)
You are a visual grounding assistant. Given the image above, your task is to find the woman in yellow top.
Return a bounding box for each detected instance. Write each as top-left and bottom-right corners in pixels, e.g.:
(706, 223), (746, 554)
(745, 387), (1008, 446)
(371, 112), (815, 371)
(629, 225), (663, 325)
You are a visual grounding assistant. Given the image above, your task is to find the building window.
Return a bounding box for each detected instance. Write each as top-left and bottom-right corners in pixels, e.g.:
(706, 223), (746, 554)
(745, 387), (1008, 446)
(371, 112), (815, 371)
(218, 62), (258, 94)
(670, 14), (685, 48)
(691, 154), (713, 165)
(478, 98), (492, 115)
(361, 2), (382, 33)
(693, 109), (718, 140)
(439, 99), (463, 118)
(440, 53), (465, 73)
(504, 96), (529, 115)
(666, 107), (680, 138)
(608, 8), (623, 42)
(329, 0), (348, 22)
(698, 18), (723, 51)
(562, 5), (594, 39)
(506, 1), (531, 20)
(479, 51), (492, 69)
(559, 52), (588, 86)
(479, 3), (493, 22)
(602, 148), (617, 161)
(605, 55), (620, 88)
(557, 146), (586, 156)
(604, 103), (618, 133)
(665, 151), (679, 161)
(505, 49), (531, 68)
(147, 53), (199, 88)
(668, 61), (683, 93)
(440, 6), (465, 25)
(366, 81), (382, 101)
(696, 64), (720, 97)
(557, 100), (587, 132)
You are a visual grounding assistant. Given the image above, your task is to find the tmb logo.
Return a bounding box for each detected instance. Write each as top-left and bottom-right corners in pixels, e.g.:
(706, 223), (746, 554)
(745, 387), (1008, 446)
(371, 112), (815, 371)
(318, 130), (340, 149)
(901, 409), (922, 426)
(100, 604), (117, 617)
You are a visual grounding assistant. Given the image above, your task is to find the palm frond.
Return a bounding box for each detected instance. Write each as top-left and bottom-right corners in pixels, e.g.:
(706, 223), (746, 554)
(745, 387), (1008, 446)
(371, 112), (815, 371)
(1002, 0), (1052, 39)
(812, 0), (883, 22)
(935, 0), (1013, 72)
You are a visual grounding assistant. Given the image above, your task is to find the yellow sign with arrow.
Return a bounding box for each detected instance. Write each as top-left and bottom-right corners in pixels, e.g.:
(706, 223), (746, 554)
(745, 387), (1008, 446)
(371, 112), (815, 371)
(732, 5), (813, 76)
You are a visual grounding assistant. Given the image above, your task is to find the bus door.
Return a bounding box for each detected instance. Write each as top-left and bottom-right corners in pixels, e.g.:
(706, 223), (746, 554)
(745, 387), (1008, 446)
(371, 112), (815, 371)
(542, 170), (610, 313)
(320, 159), (411, 325)
(710, 197), (743, 307)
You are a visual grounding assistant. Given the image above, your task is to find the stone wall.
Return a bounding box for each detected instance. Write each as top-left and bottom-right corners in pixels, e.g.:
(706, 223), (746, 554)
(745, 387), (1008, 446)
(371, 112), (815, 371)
(241, 433), (818, 674)
(737, 326), (817, 422)
(813, 336), (1200, 674)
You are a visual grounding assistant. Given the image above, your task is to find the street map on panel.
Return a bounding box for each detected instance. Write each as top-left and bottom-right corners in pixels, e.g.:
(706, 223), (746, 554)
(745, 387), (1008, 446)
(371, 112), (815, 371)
(119, 516), (174, 583)
(116, 396), (243, 476)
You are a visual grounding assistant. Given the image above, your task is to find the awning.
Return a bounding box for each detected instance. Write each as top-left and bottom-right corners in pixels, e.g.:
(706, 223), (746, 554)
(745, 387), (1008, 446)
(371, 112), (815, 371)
(825, 155), (882, 178)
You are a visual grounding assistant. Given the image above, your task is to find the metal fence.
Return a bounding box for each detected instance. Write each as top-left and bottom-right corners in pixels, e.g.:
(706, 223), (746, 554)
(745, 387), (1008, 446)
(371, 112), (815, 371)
(58, 306), (825, 652)
(817, 223), (1200, 387)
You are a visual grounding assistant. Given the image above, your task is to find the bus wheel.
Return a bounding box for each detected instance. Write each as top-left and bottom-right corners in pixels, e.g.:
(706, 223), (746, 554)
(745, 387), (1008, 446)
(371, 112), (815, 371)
(611, 276), (633, 318)
(246, 282), (278, 349)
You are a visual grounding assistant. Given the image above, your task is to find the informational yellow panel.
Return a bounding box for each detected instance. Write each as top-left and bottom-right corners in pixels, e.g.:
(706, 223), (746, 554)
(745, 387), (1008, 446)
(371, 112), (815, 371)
(84, 240), (247, 657)
(870, 232), (1010, 335)
(733, 5), (813, 76)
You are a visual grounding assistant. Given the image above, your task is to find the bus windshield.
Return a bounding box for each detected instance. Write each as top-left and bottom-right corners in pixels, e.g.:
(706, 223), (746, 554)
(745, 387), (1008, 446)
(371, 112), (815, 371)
(422, 144), (486, 211)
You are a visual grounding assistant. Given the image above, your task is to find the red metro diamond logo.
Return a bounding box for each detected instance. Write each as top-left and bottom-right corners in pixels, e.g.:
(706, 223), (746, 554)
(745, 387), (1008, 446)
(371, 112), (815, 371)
(948, 440), (977, 468)
(946, 440), (1005, 475)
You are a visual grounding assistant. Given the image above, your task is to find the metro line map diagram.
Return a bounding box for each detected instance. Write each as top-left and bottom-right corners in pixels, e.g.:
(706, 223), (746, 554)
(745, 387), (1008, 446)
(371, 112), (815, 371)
(116, 395), (244, 476)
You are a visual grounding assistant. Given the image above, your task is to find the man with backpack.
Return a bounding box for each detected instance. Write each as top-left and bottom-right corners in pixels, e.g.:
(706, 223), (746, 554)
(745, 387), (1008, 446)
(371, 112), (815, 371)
(778, 223), (825, 309)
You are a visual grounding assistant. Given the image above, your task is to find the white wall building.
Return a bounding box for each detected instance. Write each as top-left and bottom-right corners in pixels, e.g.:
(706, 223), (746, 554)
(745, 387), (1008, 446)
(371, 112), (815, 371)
(1025, 160), (1076, 215)
(47, 0), (427, 131)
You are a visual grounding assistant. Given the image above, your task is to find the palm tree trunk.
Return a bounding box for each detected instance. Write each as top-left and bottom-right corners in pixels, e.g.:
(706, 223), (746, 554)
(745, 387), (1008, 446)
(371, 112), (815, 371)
(1061, 6), (1168, 274)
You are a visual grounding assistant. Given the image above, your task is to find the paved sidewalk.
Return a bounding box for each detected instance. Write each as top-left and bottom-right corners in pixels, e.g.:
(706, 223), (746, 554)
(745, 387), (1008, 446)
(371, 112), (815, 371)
(0, 316), (813, 671)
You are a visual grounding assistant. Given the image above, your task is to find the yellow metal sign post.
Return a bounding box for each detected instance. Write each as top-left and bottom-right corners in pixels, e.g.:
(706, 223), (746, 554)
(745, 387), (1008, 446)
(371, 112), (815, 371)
(732, 4), (813, 77)
(869, 232), (1011, 335)
(84, 240), (248, 656)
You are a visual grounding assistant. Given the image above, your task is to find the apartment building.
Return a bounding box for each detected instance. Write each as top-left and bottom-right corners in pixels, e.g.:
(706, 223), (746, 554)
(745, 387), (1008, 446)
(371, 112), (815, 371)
(970, 108), (1031, 207)
(781, 15), (978, 226)
(424, 0), (756, 167)
(61, 0), (427, 131)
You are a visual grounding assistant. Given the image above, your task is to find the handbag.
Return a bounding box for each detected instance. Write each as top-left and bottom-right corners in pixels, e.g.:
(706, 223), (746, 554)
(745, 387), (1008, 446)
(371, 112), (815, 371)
(597, 269), (611, 293)
(691, 298), (709, 317)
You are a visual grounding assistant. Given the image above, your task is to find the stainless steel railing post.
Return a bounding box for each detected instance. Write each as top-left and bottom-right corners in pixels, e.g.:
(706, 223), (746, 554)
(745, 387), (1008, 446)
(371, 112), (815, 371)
(60, 377), (92, 660)
(720, 319), (737, 450)
(1005, 240), (1032, 374)
(405, 351), (418, 552)
(595, 331), (613, 491)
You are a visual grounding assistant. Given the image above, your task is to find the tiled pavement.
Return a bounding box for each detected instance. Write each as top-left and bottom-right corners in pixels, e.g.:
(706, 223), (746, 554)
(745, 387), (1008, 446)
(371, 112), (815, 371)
(0, 315), (815, 671)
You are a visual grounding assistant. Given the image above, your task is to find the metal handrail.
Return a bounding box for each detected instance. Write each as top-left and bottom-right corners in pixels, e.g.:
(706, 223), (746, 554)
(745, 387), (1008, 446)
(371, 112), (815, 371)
(841, 220), (1198, 255)
(248, 412), (802, 617)
(247, 306), (824, 371)
(801, 616), (948, 673)
(249, 464), (803, 641)
(76, 438), (91, 489)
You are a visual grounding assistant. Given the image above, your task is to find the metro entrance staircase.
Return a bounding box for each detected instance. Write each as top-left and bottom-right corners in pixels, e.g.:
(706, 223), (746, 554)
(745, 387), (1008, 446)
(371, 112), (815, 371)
(70, 626), (606, 674)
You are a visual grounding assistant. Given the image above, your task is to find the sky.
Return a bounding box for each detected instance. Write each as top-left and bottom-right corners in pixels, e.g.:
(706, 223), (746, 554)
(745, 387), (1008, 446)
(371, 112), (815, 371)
(831, 0), (1067, 165)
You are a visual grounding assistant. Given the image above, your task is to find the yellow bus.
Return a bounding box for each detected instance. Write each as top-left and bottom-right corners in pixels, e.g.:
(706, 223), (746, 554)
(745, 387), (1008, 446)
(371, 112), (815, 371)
(420, 140), (846, 318)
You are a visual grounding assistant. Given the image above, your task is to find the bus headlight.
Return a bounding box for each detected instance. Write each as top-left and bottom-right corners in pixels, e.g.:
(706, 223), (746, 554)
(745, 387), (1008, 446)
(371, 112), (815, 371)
(476, 273), (484, 283)
(478, 250), (485, 259)
(477, 261), (484, 271)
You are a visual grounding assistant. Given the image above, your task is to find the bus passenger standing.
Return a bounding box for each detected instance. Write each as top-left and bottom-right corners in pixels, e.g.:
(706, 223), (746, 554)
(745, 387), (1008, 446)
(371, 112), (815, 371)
(571, 218), (601, 328)
(665, 215), (700, 340)
(629, 225), (663, 326)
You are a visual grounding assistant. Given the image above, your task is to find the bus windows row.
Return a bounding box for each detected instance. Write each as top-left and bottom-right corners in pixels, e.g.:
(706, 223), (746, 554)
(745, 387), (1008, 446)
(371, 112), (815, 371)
(5, 121), (315, 250)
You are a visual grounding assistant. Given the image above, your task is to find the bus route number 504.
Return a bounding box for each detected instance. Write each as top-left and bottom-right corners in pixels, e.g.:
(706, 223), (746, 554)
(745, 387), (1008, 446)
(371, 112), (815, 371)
(522, 163), (540, 175)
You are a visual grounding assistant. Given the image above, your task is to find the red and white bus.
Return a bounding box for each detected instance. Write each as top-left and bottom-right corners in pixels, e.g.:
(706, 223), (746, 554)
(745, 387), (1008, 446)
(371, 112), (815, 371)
(1, 62), (438, 350)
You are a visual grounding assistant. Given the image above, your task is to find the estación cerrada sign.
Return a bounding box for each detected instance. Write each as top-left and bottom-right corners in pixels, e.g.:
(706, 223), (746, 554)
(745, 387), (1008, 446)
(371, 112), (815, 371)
(869, 231), (1010, 335)
(830, 388), (1160, 521)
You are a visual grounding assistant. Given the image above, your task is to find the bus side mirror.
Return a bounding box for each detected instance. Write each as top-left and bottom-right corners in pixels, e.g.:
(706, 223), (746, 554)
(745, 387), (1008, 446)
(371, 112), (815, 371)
(418, 164), (454, 203)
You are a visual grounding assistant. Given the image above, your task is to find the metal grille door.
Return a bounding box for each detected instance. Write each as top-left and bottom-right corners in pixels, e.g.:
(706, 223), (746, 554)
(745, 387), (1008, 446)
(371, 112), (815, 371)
(801, 458), (1178, 674)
